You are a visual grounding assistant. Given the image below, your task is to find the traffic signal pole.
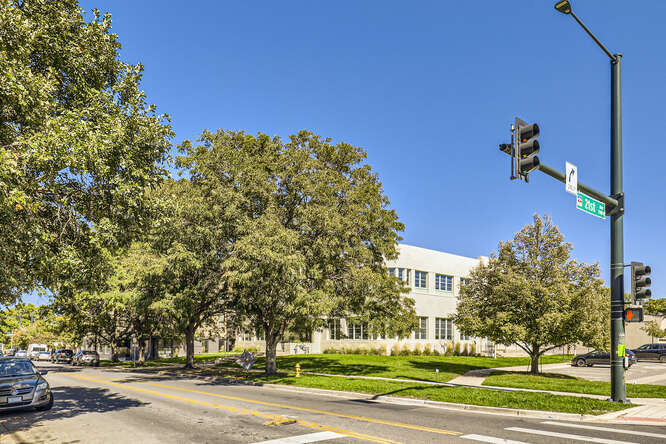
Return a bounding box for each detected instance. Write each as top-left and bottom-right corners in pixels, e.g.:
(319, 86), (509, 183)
(610, 53), (626, 403)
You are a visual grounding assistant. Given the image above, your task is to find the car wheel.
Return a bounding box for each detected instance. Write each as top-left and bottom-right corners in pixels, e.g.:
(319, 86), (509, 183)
(660, 355), (666, 362)
(576, 358), (586, 367)
(35, 392), (54, 411)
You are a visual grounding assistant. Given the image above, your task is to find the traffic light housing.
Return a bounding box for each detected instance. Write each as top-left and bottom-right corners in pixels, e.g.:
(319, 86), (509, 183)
(514, 118), (540, 181)
(631, 261), (652, 303)
(498, 118), (540, 182)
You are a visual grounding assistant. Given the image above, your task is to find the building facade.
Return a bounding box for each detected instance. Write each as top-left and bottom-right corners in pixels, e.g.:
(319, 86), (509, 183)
(238, 244), (490, 355)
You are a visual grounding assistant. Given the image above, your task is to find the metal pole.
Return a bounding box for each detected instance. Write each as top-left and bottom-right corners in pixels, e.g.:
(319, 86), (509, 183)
(610, 54), (627, 403)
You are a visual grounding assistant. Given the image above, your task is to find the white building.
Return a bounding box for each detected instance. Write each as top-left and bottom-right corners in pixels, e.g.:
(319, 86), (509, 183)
(237, 243), (490, 355)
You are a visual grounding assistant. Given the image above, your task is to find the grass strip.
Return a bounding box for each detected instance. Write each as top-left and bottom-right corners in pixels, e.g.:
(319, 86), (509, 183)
(198, 370), (632, 415)
(483, 371), (666, 398)
(218, 354), (574, 383)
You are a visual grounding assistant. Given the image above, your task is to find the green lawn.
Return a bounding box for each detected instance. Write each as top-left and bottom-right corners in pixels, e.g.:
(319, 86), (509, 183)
(483, 371), (666, 398)
(200, 370), (631, 415)
(217, 354), (574, 383)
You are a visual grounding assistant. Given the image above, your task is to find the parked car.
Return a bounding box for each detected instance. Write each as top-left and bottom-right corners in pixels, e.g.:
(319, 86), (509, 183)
(27, 344), (48, 360)
(72, 350), (100, 367)
(5, 348), (17, 357)
(37, 351), (51, 361)
(15, 350), (27, 358)
(51, 349), (73, 364)
(571, 349), (636, 367)
(631, 343), (666, 362)
(0, 357), (53, 411)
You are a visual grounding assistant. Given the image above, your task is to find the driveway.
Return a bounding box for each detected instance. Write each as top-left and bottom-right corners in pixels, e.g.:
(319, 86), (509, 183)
(553, 361), (666, 384)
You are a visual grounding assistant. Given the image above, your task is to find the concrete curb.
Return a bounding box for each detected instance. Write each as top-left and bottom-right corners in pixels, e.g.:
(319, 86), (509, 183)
(127, 368), (666, 425)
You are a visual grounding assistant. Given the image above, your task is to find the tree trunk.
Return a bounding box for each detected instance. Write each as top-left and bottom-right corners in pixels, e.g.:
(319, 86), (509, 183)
(184, 324), (196, 369)
(110, 342), (118, 362)
(265, 333), (280, 375)
(138, 337), (146, 365)
(529, 353), (540, 374)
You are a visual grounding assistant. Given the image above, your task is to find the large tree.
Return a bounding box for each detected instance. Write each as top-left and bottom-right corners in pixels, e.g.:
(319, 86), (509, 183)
(455, 214), (609, 374)
(644, 299), (666, 317)
(149, 179), (231, 368)
(0, 0), (173, 304)
(180, 129), (416, 374)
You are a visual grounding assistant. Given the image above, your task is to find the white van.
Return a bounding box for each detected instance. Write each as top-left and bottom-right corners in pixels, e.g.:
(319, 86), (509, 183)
(27, 344), (48, 360)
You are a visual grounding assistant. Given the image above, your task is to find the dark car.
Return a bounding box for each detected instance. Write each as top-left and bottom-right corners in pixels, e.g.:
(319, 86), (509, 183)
(0, 357), (53, 411)
(571, 349), (636, 367)
(631, 343), (666, 362)
(5, 348), (17, 357)
(72, 350), (100, 367)
(51, 349), (73, 364)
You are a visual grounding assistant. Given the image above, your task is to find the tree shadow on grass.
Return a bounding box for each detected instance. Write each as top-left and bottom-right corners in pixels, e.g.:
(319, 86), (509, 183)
(257, 356), (391, 376)
(0, 385), (148, 434)
(407, 359), (486, 376)
(490, 370), (579, 380)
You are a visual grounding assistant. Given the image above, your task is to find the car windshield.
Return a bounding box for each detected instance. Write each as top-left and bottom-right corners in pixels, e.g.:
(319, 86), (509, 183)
(0, 360), (36, 377)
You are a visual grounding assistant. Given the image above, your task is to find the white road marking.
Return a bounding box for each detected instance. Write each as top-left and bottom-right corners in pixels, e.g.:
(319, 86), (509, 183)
(252, 431), (344, 444)
(460, 433), (530, 444)
(541, 421), (666, 439)
(505, 427), (637, 444)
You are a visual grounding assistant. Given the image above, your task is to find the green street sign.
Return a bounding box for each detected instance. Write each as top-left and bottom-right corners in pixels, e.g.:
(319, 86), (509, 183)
(576, 192), (606, 219)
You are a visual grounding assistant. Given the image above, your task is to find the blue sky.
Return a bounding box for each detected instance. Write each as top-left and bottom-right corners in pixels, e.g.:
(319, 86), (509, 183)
(29, 0), (664, 305)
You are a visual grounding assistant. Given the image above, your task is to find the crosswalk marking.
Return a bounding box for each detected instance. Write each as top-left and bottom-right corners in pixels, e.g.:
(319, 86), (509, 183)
(460, 433), (530, 444)
(252, 431), (344, 444)
(505, 427), (638, 444)
(541, 421), (666, 439)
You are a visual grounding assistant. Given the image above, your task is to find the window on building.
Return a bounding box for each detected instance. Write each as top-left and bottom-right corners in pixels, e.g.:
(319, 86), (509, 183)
(435, 318), (453, 340)
(394, 268), (409, 283)
(460, 331), (473, 341)
(388, 268), (396, 277)
(435, 274), (453, 291)
(414, 271), (427, 289)
(328, 319), (342, 340)
(415, 317), (428, 339)
(347, 320), (369, 340)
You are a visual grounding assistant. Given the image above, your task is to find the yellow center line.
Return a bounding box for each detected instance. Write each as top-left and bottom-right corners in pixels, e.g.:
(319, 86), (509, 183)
(90, 374), (460, 436)
(69, 374), (397, 444)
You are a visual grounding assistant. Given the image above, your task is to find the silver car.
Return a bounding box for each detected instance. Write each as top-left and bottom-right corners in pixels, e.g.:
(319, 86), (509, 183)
(0, 357), (53, 411)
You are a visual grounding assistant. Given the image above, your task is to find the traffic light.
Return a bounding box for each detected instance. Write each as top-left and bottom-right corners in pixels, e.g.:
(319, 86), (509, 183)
(498, 118), (541, 182)
(631, 261), (652, 303)
(514, 118), (540, 181)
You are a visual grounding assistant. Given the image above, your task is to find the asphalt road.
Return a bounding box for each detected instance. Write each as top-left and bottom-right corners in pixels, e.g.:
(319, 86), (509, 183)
(551, 361), (666, 384)
(1, 363), (666, 444)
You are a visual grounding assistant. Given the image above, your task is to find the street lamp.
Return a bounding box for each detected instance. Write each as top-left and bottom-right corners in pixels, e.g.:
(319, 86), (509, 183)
(554, 1), (627, 403)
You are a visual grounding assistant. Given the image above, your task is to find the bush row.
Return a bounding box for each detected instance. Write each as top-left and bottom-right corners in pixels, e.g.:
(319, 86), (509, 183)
(322, 342), (479, 357)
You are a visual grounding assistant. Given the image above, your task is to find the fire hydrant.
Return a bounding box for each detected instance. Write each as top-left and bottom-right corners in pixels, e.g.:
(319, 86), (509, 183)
(295, 363), (301, 378)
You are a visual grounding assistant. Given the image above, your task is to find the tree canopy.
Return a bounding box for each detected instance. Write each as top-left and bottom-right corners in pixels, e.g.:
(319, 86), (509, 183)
(454, 214), (608, 374)
(179, 129), (415, 374)
(0, 0), (173, 304)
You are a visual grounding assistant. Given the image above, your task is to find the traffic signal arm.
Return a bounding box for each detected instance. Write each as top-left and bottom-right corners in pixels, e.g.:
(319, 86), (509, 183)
(537, 162), (620, 213)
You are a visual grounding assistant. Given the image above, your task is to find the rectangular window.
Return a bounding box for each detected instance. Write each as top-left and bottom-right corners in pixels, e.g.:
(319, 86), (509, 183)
(395, 268), (409, 283)
(347, 321), (369, 340)
(415, 317), (428, 339)
(414, 271), (427, 289)
(435, 274), (453, 291)
(328, 319), (342, 340)
(388, 268), (396, 277)
(435, 318), (453, 340)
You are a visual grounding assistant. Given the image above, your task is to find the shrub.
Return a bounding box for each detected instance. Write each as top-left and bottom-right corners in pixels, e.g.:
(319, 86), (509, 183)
(399, 343), (411, 356)
(471, 343), (476, 356)
(432, 348), (440, 356)
(454, 342), (461, 356)
(462, 343), (469, 356)
(413, 343), (422, 356)
(391, 343), (401, 356)
(445, 342), (453, 356)
(323, 348), (338, 354)
(423, 344), (432, 356)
